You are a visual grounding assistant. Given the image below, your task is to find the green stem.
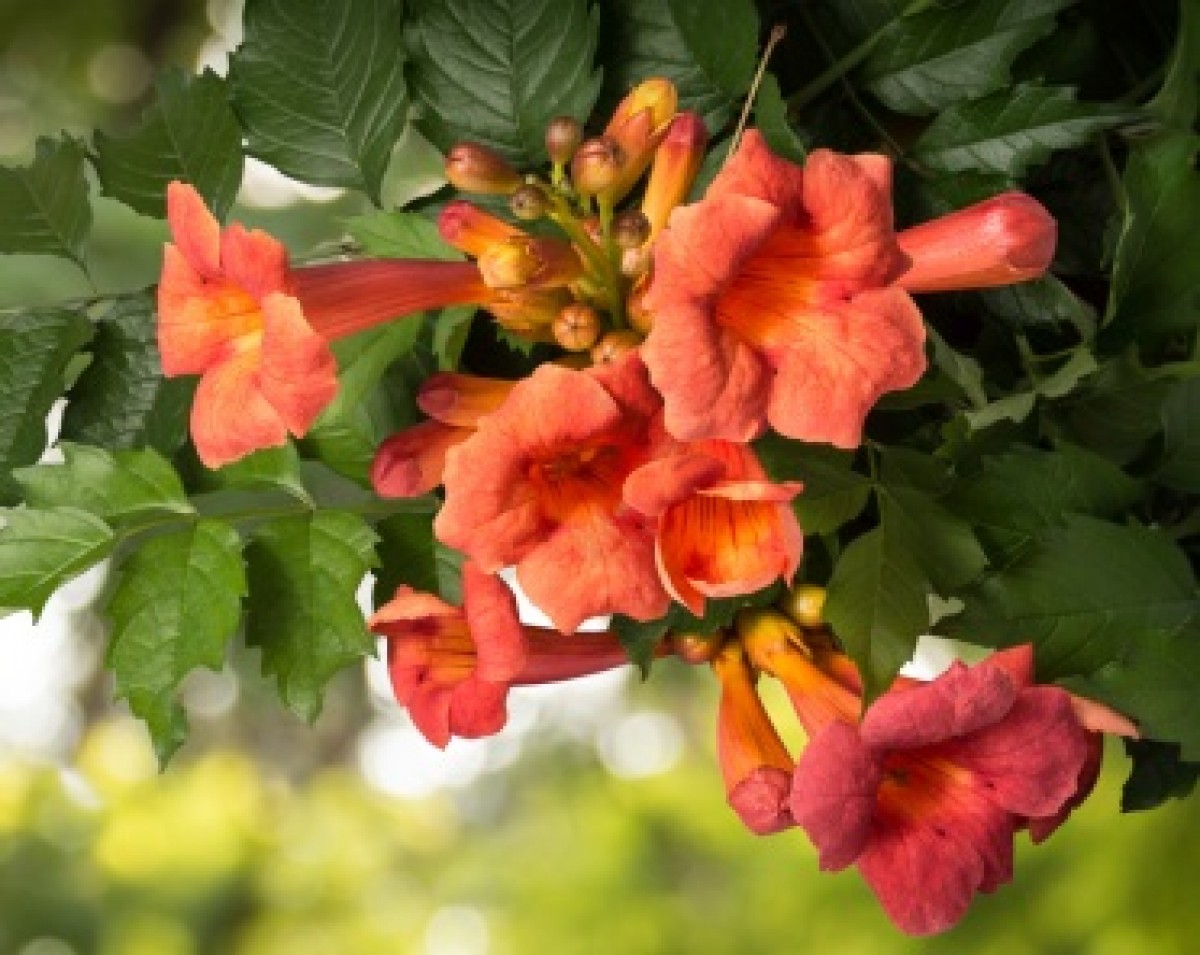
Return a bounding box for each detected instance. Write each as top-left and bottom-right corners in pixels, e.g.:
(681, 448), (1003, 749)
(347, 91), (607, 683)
(789, 0), (936, 111)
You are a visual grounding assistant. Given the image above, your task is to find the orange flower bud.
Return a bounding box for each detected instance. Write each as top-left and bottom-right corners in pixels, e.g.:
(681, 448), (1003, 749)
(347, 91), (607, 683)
(478, 236), (584, 290)
(486, 287), (572, 336)
(438, 200), (525, 257)
(546, 116), (583, 164)
(672, 630), (724, 664)
(553, 302), (603, 351)
(571, 136), (623, 196)
(641, 111), (708, 241)
(782, 584), (826, 629)
(590, 329), (642, 365)
(627, 276), (654, 334)
(445, 142), (522, 194)
(600, 77), (678, 203)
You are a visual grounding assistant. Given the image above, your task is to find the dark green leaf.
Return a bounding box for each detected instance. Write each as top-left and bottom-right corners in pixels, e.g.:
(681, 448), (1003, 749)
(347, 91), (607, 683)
(0, 507), (114, 617)
(599, 0), (758, 132)
(752, 434), (870, 534)
(1147, 0), (1200, 130)
(1056, 353), (1172, 465)
(943, 515), (1197, 678)
(1158, 377), (1200, 492)
(93, 67), (243, 220)
(979, 275), (1096, 335)
(245, 510), (378, 721)
(408, 0), (602, 164)
(372, 509), (457, 608)
(1068, 622), (1200, 761)
(1104, 134), (1200, 343)
(1121, 740), (1200, 813)
(913, 85), (1140, 176)
(927, 325), (986, 408)
(877, 486), (987, 594)
(754, 73), (806, 163)
(860, 0), (1073, 115)
(0, 307), (93, 503)
(60, 293), (194, 455)
(0, 136), (91, 268)
(965, 346), (1097, 432)
(229, 0), (408, 201)
(105, 520), (245, 764)
(14, 443), (191, 525)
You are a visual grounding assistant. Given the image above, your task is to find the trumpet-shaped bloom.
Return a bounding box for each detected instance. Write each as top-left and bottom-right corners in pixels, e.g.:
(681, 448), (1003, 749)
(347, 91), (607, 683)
(370, 563), (630, 747)
(435, 353), (673, 633)
(788, 646), (1093, 936)
(625, 441), (802, 616)
(642, 131), (924, 447)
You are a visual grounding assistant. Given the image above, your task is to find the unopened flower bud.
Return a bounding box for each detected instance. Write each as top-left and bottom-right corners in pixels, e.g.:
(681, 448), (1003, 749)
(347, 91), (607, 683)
(571, 137), (622, 196)
(478, 236), (584, 290)
(591, 329), (642, 365)
(672, 630), (724, 664)
(510, 183), (549, 221)
(627, 277), (654, 335)
(546, 116), (583, 164)
(446, 142), (522, 195)
(613, 210), (651, 249)
(599, 77), (678, 203)
(553, 303), (603, 352)
(782, 584), (826, 629)
(438, 200), (524, 257)
(641, 111), (709, 241)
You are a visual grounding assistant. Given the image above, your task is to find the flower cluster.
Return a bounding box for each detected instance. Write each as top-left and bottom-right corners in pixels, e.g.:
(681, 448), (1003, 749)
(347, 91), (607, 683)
(155, 77), (1118, 934)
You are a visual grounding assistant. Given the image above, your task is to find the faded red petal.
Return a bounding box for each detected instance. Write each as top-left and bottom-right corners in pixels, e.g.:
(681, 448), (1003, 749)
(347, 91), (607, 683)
(371, 420), (472, 498)
(1027, 732), (1103, 843)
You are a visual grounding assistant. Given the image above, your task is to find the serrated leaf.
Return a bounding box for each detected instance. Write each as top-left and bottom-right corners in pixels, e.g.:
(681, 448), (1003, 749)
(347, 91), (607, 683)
(229, 0), (407, 202)
(752, 434), (871, 535)
(0, 136), (91, 268)
(860, 0), (1072, 115)
(14, 443), (191, 525)
(1068, 622), (1200, 761)
(245, 510), (379, 721)
(754, 73), (806, 163)
(105, 520), (245, 764)
(599, 0), (759, 132)
(878, 486), (986, 594)
(344, 209), (461, 260)
(93, 67), (243, 220)
(1121, 740), (1200, 813)
(1104, 133), (1200, 343)
(1056, 353), (1173, 465)
(372, 509), (455, 608)
(60, 293), (194, 455)
(0, 307), (93, 503)
(913, 85), (1139, 176)
(979, 275), (1096, 336)
(0, 507), (114, 617)
(1158, 377), (1200, 492)
(207, 444), (311, 503)
(965, 346), (1097, 432)
(942, 515), (1197, 679)
(408, 0), (602, 165)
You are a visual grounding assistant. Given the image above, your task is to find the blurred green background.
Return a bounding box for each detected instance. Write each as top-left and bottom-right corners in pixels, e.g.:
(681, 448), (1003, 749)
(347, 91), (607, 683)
(1, 1), (1199, 952)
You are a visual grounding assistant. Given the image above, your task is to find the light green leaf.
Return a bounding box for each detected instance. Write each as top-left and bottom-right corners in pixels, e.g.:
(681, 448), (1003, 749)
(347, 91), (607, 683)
(206, 444), (311, 503)
(600, 0), (758, 132)
(860, 0), (1073, 115)
(105, 520), (246, 764)
(913, 84), (1140, 176)
(60, 293), (194, 455)
(15, 444), (191, 525)
(409, 0), (602, 164)
(93, 67), (243, 220)
(927, 325), (986, 408)
(0, 507), (114, 617)
(229, 0), (408, 202)
(245, 511), (379, 721)
(0, 136), (91, 269)
(344, 210), (461, 260)
(0, 307), (93, 504)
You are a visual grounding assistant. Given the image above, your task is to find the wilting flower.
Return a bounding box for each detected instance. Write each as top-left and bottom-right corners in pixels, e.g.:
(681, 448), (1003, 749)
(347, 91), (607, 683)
(370, 562), (629, 747)
(787, 645), (1117, 936)
(642, 131), (1056, 448)
(624, 441), (802, 617)
(159, 182), (493, 467)
(434, 352), (672, 633)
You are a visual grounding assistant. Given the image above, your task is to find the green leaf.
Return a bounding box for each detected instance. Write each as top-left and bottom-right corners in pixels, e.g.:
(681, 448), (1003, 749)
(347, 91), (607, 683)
(14, 444), (191, 525)
(752, 434), (870, 534)
(229, 0), (408, 202)
(927, 325), (986, 408)
(1147, 0), (1200, 130)
(245, 510), (379, 721)
(0, 507), (114, 617)
(599, 0), (759, 132)
(1056, 353), (1172, 465)
(1158, 377), (1200, 492)
(1121, 740), (1200, 813)
(964, 346), (1097, 432)
(344, 210), (461, 260)
(204, 444), (311, 503)
(878, 485), (986, 594)
(0, 136), (91, 269)
(372, 509), (456, 608)
(93, 67), (243, 220)
(913, 85), (1139, 176)
(0, 307), (93, 504)
(1104, 134), (1200, 343)
(105, 520), (245, 764)
(379, 123), (447, 210)
(754, 73), (806, 163)
(303, 321), (424, 483)
(408, 0), (602, 165)
(860, 0), (1073, 115)
(942, 515), (1197, 679)
(60, 293), (194, 455)
(978, 275), (1096, 336)
(1068, 622), (1200, 761)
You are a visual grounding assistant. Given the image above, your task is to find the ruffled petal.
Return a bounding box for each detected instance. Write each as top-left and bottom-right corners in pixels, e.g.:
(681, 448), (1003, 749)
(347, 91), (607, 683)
(256, 293), (339, 436)
(623, 451), (726, 518)
(189, 345), (288, 468)
(448, 675), (510, 739)
(220, 221), (290, 299)
(461, 562), (527, 682)
(166, 181), (221, 277)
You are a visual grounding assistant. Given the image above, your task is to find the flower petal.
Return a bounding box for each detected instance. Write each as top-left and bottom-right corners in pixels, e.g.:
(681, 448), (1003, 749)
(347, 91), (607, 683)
(461, 562), (527, 683)
(220, 221), (290, 300)
(190, 345), (289, 468)
(166, 180), (221, 277)
(256, 293), (339, 436)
